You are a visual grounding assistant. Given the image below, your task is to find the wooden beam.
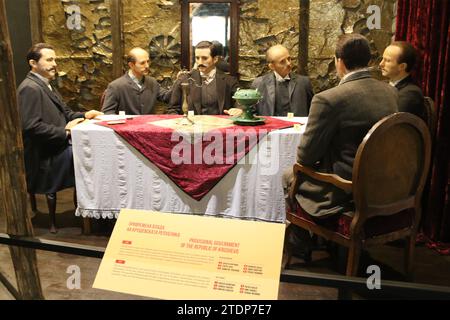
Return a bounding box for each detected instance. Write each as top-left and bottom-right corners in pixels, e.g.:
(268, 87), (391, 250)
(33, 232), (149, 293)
(229, 0), (239, 77)
(29, 0), (42, 44)
(180, 0), (190, 70)
(298, 0), (309, 75)
(111, 0), (124, 79)
(0, 0), (44, 300)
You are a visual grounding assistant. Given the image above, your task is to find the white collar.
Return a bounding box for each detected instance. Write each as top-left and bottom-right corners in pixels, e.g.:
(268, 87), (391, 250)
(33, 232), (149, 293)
(200, 68), (217, 85)
(273, 71), (291, 82)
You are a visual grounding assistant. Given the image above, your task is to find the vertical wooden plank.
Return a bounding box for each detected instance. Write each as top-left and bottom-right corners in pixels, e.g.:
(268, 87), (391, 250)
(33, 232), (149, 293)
(111, 0), (124, 79)
(29, 0), (42, 44)
(180, 0), (190, 70)
(298, 0), (310, 75)
(0, 0), (44, 300)
(229, 0), (239, 77)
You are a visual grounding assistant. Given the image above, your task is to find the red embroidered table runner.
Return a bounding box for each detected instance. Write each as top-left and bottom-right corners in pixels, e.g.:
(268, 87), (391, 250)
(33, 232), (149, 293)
(96, 115), (296, 200)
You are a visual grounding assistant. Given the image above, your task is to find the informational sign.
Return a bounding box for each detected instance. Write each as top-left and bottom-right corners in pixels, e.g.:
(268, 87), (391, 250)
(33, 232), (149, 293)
(93, 209), (285, 300)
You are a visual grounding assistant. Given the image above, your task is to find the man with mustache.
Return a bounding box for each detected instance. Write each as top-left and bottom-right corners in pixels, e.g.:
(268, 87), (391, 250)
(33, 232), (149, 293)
(251, 44), (313, 116)
(102, 47), (171, 115)
(168, 41), (241, 116)
(17, 43), (102, 233)
(380, 41), (425, 120)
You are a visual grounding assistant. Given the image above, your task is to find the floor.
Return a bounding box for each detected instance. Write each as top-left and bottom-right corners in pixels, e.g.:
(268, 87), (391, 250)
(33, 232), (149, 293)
(1, 188), (450, 300)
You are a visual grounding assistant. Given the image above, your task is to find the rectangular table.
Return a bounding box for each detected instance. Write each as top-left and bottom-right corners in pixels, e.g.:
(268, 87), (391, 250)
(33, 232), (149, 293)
(71, 116), (306, 223)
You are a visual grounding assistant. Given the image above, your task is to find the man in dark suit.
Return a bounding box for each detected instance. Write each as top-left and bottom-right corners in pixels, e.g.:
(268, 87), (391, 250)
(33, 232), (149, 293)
(380, 41), (425, 120)
(102, 47), (171, 115)
(18, 43), (102, 233)
(251, 44), (313, 116)
(168, 41), (241, 116)
(287, 34), (398, 256)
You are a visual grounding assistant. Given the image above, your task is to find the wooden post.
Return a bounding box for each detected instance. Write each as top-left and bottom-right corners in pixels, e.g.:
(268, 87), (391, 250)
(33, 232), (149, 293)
(298, 0), (310, 75)
(0, 0), (44, 300)
(111, 0), (124, 79)
(29, 0), (42, 44)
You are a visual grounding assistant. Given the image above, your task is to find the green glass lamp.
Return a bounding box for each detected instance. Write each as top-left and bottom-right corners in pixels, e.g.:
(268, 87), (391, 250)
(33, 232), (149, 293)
(232, 89), (265, 125)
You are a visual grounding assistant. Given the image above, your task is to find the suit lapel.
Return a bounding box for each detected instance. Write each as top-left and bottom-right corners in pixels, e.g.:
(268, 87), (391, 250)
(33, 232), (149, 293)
(190, 71), (202, 114)
(125, 73), (141, 93)
(266, 74), (276, 115)
(288, 73), (297, 101)
(216, 71), (226, 114)
(28, 73), (66, 114)
(141, 76), (153, 114)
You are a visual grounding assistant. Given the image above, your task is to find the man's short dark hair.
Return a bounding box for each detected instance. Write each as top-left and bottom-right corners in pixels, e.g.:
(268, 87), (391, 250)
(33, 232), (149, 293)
(26, 43), (54, 68)
(391, 41), (417, 72)
(335, 34), (371, 71)
(195, 41), (219, 58)
(211, 41), (224, 57)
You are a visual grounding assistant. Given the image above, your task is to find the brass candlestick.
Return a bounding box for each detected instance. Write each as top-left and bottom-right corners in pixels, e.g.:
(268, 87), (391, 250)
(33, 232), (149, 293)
(179, 81), (194, 126)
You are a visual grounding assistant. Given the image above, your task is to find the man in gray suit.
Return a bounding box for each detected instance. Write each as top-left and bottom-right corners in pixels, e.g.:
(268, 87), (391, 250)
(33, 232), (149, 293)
(251, 45), (313, 116)
(102, 47), (171, 115)
(18, 43), (102, 232)
(287, 34), (398, 256)
(380, 41), (425, 120)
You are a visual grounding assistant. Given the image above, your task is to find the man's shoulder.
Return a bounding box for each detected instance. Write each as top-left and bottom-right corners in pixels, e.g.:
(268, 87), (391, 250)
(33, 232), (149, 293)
(107, 74), (127, 87)
(18, 75), (42, 93)
(144, 75), (159, 85)
(292, 73), (311, 83)
(251, 73), (272, 87)
(398, 81), (423, 95)
(317, 77), (395, 99)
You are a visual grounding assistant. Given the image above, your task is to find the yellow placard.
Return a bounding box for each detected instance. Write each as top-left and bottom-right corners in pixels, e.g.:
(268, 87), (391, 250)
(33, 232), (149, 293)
(93, 209), (285, 300)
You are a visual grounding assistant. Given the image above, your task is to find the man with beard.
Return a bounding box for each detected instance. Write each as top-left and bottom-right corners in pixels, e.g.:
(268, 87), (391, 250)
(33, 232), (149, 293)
(102, 47), (171, 115)
(168, 41), (242, 116)
(17, 43), (102, 233)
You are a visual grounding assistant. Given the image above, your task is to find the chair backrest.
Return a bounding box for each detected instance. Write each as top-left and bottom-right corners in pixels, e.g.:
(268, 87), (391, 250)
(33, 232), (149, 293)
(423, 96), (437, 141)
(351, 112), (431, 224)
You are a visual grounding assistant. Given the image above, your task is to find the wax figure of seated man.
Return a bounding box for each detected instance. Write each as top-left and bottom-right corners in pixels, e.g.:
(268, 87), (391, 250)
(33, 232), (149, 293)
(168, 41), (242, 117)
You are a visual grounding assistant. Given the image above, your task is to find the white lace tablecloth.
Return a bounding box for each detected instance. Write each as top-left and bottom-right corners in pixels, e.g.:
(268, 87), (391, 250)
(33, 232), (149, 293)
(71, 117), (306, 222)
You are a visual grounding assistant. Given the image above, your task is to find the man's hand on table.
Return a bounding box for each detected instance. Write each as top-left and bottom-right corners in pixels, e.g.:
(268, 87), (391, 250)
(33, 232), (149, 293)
(224, 108), (243, 117)
(85, 110), (104, 119)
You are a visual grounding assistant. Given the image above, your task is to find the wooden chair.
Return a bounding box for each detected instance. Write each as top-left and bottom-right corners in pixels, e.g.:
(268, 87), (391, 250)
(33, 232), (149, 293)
(423, 96), (437, 142)
(286, 112), (431, 278)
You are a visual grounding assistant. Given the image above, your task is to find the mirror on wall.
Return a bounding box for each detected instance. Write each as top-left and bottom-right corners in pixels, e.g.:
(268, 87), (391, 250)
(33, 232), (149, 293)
(181, 0), (239, 76)
(190, 2), (230, 66)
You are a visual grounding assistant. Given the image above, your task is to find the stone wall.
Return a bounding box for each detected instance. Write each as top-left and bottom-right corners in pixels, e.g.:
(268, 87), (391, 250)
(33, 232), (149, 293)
(239, 0), (300, 84)
(40, 0), (397, 110)
(123, 0), (181, 88)
(238, 0), (397, 91)
(42, 0), (113, 110)
(309, 0), (397, 92)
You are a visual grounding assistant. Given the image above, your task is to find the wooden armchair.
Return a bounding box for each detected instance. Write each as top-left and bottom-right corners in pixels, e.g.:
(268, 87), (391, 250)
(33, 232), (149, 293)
(423, 96), (437, 141)
(286, 113), (431, 278)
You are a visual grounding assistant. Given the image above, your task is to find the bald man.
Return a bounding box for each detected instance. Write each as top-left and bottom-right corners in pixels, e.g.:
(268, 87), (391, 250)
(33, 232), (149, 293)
(102, 47), (171, 115)
(251, 45), (313, 116)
